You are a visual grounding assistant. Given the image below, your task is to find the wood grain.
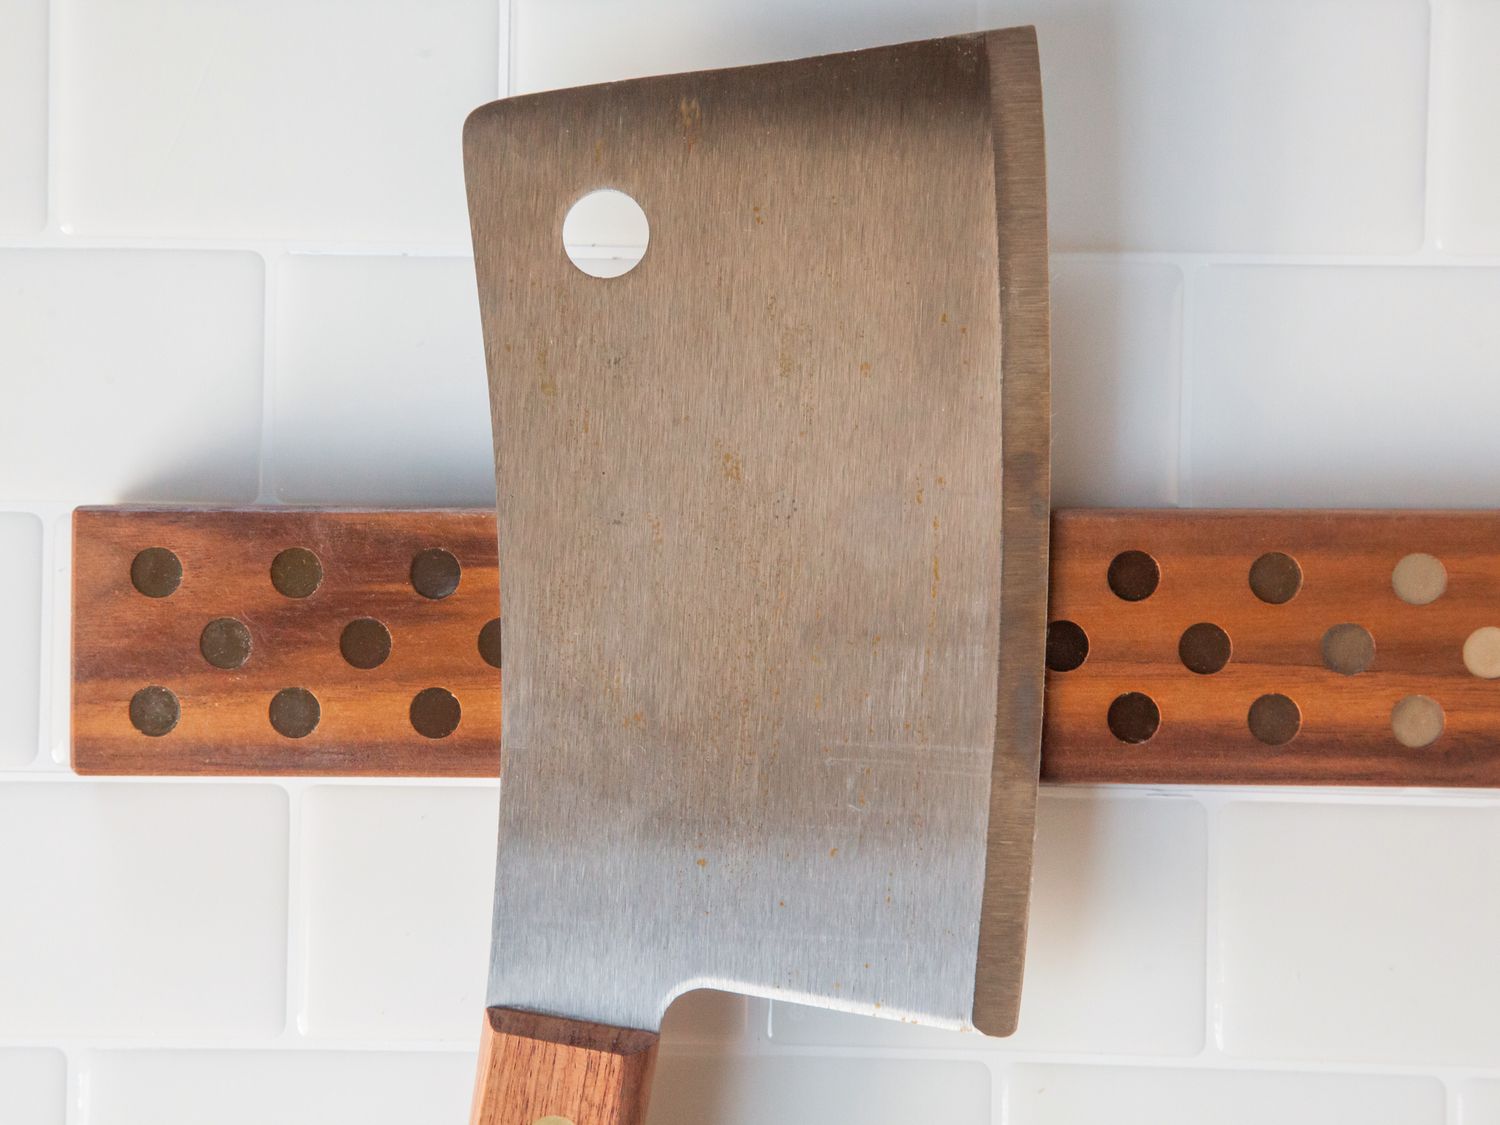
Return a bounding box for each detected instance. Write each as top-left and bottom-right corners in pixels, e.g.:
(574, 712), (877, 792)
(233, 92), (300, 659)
(73, 506), (1500, 787)
(71, 506), (501, 776)
(470, 1008), (658, 1125)
(1044, 509), (1500, 785)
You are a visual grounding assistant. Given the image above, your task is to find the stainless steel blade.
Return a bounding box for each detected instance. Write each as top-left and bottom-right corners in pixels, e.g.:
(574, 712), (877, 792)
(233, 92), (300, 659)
(464, 27), (1049, 1036)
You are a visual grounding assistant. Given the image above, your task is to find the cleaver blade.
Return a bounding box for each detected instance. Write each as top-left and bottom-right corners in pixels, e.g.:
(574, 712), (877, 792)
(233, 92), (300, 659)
(463, 26), (1050, 1124)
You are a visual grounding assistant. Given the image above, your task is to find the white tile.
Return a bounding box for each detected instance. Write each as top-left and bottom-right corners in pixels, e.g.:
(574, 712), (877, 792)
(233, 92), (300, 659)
(57, 0), (497, 242)
(301, 785), (496, 1040)
(84, 1050), (473, 1125)
(0, 1049), (66, 1125)
(272, 256), (494, 506)
(0, 514), (43, 768)
(0, 782), (287, 1036)
(661, 989), (749, 1047)
(1051, 260), (1182, 507)
(0, 0), (48, 232)
(0, 251), (264, 504)
(1005, 1064), (1444, 1125)
(513, 0), (975, 92)
(1458, 1081), (1500, 1125)
(1190, 266), (1500, 507)
(1432, 0), (1500, 252)
(773, 792), (1205, 1055)
(980, 0), (1428, 252)
(1219, 801), (1500, 1064)
(646, 1055), (989, 1125)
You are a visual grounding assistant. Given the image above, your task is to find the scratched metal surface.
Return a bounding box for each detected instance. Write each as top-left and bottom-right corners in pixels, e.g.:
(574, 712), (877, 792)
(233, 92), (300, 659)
(465, 30), (1045, 1034)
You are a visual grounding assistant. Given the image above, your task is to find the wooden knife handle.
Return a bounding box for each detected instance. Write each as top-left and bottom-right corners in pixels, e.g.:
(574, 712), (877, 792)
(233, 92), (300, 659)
(470, 1008), (659, 1125)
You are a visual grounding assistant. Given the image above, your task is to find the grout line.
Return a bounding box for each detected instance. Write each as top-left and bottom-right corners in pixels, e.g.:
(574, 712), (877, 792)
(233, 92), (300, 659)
(65, 1045), (79, 1125)
(1174, 259), (1198, 508)
(30, 510), (54, 771)
(502, 0), (516, 97)
(283, 779), (308, 1040)
(1201, 794), (1224, 1059)
(44, 502), (73, 769)
(256, 251), (282, 505)
(43, 0), (62, 236)
(1423, 0), (1445, 254)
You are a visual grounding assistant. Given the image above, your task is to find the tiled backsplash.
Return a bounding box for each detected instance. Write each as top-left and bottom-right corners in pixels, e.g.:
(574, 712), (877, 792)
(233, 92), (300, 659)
(3, 0), (1500, 1122)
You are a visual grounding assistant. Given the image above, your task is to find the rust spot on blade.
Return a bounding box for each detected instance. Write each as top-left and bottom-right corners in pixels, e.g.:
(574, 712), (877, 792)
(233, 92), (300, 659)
(678, 96), (702, 149)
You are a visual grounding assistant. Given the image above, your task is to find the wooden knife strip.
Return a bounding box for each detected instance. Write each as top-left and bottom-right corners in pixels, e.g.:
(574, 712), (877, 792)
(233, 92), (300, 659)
(72, 506), (1500, 786)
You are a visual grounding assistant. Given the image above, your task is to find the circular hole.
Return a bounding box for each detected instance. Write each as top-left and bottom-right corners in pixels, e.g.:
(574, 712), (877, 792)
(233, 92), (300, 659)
(340, 618), (392, 670)
(1321, 623), (1376, 676)
(269, 687), (321, 739)
(129, 685), (180, 737)
(1392, 695), (1445, 748)
(1463, 626), (1500, 679)
(1107, 692), (1160, 744)
(130, 547), (182, 598)
(1249, 551), (1302, 605)
(1247, 693), (1301, 745)
(478, 617), (504, 670)
(1107, 550), (1159, 602)
(411, 687), (462, 739)
(199, 617), (252, 669)
(411, 548), (462, 600)
(271, 547), (323, 599)
(1392, 552), (1447, 606)
(563, 189), (649, 278)
(1045, 620), (1089, 672)
(1178, 622), (1232, 675)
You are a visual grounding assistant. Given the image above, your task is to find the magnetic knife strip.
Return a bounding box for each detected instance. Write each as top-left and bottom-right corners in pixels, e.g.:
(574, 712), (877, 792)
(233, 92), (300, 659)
(71, 506), (1500, 786)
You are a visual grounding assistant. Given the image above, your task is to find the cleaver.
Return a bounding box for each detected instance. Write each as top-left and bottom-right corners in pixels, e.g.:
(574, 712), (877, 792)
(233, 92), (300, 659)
(462, 27), (1049, 1123)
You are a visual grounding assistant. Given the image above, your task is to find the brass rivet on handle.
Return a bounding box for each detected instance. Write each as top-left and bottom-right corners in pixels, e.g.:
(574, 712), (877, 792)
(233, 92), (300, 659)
(478, 617), (504, 669)
(1107, 550), (1159, 602)
(129, 685), (180, 736)
(200, 617), (252, 669)
(340, 617), (392, 670)
(1392, 695), (1444, 748)
(1321, 623), (1375, 675)
(1178, 622), (1231, 675)
(1249, 551), (1301, 605)
(1463, 626), (1500, 679)
(411, 687), (462, 739)
(1107, 692), (1160, 744)
(1392, 553), (1447, 606)
(411, 548), (462, 600)
(130, 547), (182, 598)
(1044, 620), (1088, 672)
(1248, 693), (1301, 745)
(269, 687), (320, 738)
(271, 547), (323, 599)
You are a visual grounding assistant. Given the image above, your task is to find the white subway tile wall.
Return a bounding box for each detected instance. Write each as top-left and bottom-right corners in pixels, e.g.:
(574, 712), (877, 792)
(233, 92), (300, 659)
(300, 785), (497, 1040)
(83, 1050), (473, 1125)
(57, 0), (499, 242)
(0, 0), (48, 233)
(1218, 801), (1500, 1065)
(272, 255), (494, 506)
(0, 513), (44, 767)
(1431, 0), (1500, 253)
(645, 1055), (991, 1125)
(0, 1049), (66, 1125)
(0, 250), (265, 504)
(1005, 1064), (1446, 1125)
(2, 0), (1499, 1119)
(0, 783), (288, 1037)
